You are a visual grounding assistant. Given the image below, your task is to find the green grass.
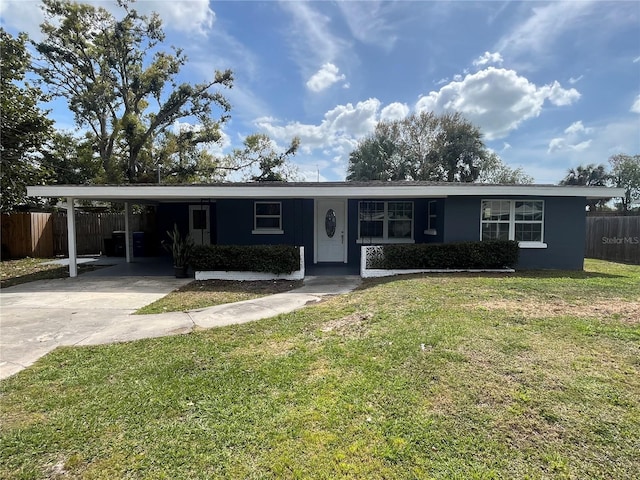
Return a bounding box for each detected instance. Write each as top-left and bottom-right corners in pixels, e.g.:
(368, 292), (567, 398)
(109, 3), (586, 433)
(0, 257), (104, 288)
(1, 259), (639, 479)
(135, 279), (303, 314)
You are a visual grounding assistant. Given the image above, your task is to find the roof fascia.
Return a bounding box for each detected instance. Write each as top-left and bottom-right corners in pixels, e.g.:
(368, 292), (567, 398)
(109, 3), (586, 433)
(27, 184), (626, 200)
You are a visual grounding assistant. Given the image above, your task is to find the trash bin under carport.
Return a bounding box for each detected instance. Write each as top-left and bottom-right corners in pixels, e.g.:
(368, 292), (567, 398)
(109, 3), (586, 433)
(132, 231), (145, 257)
(111, 231), (126, 257)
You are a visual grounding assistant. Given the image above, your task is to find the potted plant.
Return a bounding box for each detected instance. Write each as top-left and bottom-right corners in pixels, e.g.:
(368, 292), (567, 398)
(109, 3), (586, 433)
(163, 223), (194, 278)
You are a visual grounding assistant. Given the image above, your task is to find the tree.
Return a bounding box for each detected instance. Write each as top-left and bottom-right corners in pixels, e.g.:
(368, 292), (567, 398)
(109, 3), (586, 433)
(224, 134), (300, 182)
(40, 132), (102, 185)
(0, 29), (53, 212)
(347, 112), (489, 182)
(560, 163), (611, 212)
(33, 0), (233, 183)
(609, 154), (640, 213)
(476, 153), (534, 184)
(154, 126), (229, 184)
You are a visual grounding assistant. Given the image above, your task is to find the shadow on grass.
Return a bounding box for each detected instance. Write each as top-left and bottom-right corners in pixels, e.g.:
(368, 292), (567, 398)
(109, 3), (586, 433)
(1, 264), (107, 288)
(356, 269), (626, 291)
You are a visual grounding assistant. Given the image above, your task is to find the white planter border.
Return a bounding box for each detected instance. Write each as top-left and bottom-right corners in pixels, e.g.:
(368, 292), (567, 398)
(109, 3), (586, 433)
(360, 246), (514, 278)
(196, 247), (304, 281)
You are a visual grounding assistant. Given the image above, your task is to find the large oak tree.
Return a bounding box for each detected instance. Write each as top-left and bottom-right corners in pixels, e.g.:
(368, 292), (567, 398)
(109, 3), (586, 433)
(33, 0), (233, 183)
(347, 112), (489, 183)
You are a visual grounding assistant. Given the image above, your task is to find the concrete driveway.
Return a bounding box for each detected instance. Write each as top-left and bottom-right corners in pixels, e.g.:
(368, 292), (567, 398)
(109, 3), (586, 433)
(0, 275), (191, 379)
(0, 273), (361, 380)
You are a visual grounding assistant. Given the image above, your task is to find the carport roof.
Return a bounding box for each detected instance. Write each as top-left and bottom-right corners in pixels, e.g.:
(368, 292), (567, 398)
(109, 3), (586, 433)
(27, 181), (624, 201)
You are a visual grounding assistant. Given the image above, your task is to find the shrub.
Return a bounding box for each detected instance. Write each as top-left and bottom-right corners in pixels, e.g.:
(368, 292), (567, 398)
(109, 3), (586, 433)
(190, 245), (301, 275)
(368, 240), (519, 270)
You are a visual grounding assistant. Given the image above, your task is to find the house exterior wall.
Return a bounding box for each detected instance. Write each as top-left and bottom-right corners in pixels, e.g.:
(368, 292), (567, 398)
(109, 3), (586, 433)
(442, 196), (586, 270)
(216, 198), (315, 266)
(159, 195), (587, 271)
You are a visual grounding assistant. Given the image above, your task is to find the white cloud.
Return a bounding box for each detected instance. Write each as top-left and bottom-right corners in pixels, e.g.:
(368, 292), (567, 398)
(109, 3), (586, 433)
(473, 51), (504, 67)
(0, 1), (44, 39)
(135, 0), (215, 35)
(547, 120), (593, 153)
(306, 63), (347, 93)
(631, 95), (640, 114)
(564, 121), (592, 135)
(569, 75), (584, 84)
(380, 103), (410, 122)
(336, 1), (398, 51)
(633, 56), (640, 63)
(415, 67), (580, 140)
(280, 1), (349, 74)
(0, 0), (215, 37)
(254, 98), (384, 170)
(496, 1), (596, 58)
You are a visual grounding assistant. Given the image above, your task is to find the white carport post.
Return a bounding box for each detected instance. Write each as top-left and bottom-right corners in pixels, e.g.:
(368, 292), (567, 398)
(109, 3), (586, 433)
(66, 197), (78, 278)
(124, 202), (132, 263)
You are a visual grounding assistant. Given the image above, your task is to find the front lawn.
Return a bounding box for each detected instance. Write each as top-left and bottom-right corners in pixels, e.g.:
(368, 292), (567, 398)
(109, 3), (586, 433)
(135, 279), (303, 314)
(1, 259), (638, 479)
(0, 257), (103, 288)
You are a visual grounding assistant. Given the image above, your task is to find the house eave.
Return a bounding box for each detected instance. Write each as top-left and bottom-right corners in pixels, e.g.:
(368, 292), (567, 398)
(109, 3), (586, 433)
(26, 182), (625, 201)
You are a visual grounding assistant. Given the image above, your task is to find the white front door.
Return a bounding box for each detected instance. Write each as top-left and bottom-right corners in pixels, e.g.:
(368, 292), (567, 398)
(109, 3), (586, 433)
(189, 204), (210, 246)
(316, 199), (346, 262)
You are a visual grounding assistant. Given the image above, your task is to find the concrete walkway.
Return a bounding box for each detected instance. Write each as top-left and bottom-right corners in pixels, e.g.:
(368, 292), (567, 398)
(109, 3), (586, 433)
(0, 274), (361, 380)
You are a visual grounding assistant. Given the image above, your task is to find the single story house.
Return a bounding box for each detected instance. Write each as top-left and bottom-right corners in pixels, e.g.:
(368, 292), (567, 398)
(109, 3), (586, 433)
(27, 182), (624, 277)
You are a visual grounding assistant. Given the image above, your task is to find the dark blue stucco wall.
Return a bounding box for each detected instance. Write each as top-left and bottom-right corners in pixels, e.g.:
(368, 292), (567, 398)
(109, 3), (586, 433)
(442, 196), (586, 270)
(216, 198), (315, 266)
(158, 196), (587, 271)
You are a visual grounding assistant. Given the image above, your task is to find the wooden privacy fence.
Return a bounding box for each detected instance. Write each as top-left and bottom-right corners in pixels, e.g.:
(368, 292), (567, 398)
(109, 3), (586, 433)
(1, 213), (54, 258)
(1, 212), (156, 258)
(585, 216), (640, 265)
(53, 212), (156, 256)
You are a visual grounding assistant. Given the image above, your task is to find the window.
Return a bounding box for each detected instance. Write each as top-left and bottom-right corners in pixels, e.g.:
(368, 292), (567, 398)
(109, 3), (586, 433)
(358, 201), (413, 242)
(253, 202), (283, 234)
(481, 200), (545, 247)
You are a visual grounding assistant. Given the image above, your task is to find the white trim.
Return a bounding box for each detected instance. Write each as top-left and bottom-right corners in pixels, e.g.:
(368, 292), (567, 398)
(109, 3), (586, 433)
(356, 238), (415, 245)
(480, 199), (545, 244)
(27, 183), (625, 201)
(124, 202), (132, 263)
(254, 201), (282, 232)
(66, 198), (77, 278)
(361, 268), (516, 279)
(519, 242), (548, 249)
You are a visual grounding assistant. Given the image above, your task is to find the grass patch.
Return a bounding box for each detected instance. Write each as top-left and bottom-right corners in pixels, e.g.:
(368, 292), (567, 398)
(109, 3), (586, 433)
(135, 279), (303, 314)
(0, 257), (105, 288)
(1, 259), (639, 479)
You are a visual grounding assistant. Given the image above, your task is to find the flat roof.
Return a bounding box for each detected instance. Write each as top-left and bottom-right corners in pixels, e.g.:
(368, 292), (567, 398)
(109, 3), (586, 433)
(27, 181), (625, 201)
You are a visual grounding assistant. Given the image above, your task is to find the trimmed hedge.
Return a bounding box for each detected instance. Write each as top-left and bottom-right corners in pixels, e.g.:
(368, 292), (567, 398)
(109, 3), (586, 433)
(368, 240), (520, 270)
(190, 245), (300, 275)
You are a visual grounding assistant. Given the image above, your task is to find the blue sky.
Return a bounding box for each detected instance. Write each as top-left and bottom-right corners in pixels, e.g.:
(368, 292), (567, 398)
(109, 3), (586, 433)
(2, 0), (639, 184)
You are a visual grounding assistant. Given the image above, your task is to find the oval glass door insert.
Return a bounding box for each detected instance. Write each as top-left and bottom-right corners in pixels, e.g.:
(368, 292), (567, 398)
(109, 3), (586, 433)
(325, 209), (337, 238)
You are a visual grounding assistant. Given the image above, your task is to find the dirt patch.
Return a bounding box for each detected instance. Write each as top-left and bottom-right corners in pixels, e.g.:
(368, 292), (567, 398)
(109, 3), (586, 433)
(321, 312), (373, 337)
(473, 299), (640, 324)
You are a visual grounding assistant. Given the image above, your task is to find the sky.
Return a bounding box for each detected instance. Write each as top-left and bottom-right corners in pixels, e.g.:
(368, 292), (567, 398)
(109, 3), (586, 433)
(2, 0), (639, 184)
